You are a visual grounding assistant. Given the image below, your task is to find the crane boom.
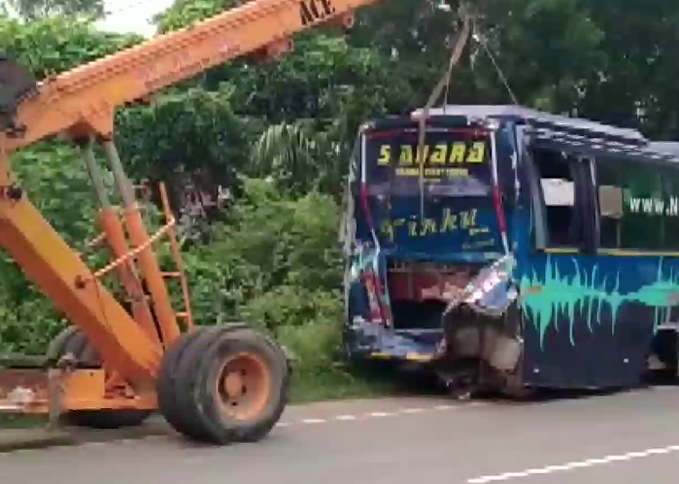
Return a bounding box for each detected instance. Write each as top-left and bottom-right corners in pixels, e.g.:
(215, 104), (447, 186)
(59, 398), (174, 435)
(2, 0), (378, 152)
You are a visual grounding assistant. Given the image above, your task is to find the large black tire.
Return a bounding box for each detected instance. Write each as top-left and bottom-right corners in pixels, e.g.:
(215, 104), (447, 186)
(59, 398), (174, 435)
(66, 409), (151, 429)
(156, 330), (203, 437)
(46, 326), (152, 429)
(164, 326), (229, 441)
(157, 323), (290, 444)
(46, 326), (79, 363)
(47, 326), (102, 368)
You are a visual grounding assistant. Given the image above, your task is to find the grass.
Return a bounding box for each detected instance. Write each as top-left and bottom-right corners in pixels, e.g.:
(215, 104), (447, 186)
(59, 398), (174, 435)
(0, 414), (47, 429)
(288, 363), (400, 404)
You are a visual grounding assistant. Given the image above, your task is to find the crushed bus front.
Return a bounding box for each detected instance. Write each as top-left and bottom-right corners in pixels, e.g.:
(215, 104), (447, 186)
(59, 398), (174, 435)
(340, 113), (523, 393)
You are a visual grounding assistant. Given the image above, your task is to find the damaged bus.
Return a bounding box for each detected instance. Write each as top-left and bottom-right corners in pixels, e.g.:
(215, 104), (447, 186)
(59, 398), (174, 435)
(341, 104), (679, 395)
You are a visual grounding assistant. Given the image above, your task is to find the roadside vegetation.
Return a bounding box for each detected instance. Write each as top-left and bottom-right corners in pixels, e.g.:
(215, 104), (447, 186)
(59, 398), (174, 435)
(1, 0), (679, 423)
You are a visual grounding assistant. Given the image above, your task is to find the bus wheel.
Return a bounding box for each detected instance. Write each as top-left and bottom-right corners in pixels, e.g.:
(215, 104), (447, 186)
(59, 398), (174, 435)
(157, 324), (290, 444)
(649, 329), (678, 381)
(46, 327), (152, 428)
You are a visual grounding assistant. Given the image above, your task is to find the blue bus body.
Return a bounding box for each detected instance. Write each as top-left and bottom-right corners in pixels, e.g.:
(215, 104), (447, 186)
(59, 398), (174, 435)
(341, 105), (679, 392)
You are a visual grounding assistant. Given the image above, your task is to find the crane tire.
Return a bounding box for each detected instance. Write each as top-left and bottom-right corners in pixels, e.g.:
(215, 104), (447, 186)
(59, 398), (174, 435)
(46, 326), (79, 362)
(66, 409), (151, 429)
(46, 326), (102, 368)
(156, 329), (204, 438)
(191, 325), (289, 444)
(158, 324), (289, 444)
(167, 325), (237, 441)
(45, 327), (151, 429)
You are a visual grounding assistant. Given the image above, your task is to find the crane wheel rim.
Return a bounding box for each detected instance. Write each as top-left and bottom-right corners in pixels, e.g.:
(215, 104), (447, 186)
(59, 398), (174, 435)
(215, 351), (271, 421)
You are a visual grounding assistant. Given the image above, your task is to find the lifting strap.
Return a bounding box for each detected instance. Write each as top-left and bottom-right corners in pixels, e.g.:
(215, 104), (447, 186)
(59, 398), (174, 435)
(416, 6), (472, 219)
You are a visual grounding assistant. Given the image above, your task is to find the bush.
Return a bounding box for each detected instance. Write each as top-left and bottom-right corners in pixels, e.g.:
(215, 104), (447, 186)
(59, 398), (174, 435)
(183, 177), (344, 330)
(180, 177), (370, 401)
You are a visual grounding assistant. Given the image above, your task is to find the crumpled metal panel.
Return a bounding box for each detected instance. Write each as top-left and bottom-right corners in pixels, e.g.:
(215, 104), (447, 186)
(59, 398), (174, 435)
(443, 254), (518, 318)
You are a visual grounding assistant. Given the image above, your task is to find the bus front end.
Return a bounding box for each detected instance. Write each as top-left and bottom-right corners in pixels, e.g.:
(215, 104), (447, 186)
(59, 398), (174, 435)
(341, 114), (523, 392)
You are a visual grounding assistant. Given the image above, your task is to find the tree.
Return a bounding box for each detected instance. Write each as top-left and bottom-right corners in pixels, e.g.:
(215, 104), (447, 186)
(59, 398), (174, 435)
(0, 15), (141, 79)
(473, 0), (606, 111)
(153, 0), (241, 33)
(5, 0), (104, 20)
(574, 0), (679, 138)
(114, 85), (261, 236)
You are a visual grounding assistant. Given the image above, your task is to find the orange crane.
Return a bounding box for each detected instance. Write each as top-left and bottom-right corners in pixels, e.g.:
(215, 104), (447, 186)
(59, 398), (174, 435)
(0, 0), (382, 444)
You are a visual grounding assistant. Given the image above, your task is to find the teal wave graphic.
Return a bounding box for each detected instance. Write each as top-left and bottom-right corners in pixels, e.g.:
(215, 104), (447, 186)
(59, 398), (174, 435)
(518, 256), (679, 347)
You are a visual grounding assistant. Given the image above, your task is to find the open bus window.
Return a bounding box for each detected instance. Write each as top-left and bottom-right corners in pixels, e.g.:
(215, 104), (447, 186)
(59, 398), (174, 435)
(531, 148), (583, 248)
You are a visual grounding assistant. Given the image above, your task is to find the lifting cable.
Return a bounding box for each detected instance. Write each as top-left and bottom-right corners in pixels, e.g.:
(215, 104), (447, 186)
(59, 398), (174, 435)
(415, 3), (522, 227)
(474, 22), (521, 257)
(473, 21), (519, 106)
(416, 3), (472, 220)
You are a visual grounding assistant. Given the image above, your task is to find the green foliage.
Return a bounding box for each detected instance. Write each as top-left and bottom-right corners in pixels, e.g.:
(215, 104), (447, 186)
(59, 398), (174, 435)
(0, 15), (141, 79)
(574, 0), (679, 137)
(6, 0), (104, 21)
(183, 178), (343, 331)
(154, 0), (240, 33)
(115, 85), (260, 213)
(176, 178), (351, 397)
(472, 0), (606, 111)
(10, 142), (100, 243)
(213, 34), (415, 197)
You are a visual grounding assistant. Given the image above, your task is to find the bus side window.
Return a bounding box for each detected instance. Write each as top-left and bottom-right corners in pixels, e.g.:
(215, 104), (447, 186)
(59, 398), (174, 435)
(596, 157), (664, 250)
(662, 170), (679, 250)
(531, 147), (583, 248)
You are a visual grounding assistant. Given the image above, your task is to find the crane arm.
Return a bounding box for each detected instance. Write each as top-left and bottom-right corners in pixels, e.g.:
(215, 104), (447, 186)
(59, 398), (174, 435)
(1, 0), (380, 152)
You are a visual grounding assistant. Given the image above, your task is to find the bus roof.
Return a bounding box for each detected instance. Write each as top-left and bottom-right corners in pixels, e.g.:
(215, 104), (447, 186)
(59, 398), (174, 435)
(650, 142), (679, 156)
(400, 104), (679, 167)
(410, 104), (647, 144)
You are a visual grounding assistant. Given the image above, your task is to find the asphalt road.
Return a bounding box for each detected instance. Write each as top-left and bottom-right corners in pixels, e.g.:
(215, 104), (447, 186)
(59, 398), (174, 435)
(1, 386), (679, 484)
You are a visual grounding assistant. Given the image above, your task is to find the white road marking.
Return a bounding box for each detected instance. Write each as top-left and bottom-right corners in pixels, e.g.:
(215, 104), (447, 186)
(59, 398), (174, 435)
(301, 418), (326, 424)
(467, 444), (679, 483)
(278, 402), (465, 428)
(401, 407), (425, 414)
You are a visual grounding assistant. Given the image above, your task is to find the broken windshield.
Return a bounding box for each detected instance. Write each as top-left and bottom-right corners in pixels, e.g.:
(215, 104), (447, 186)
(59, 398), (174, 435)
(363, 127), (492, 197)
(356, 125), (504, 257)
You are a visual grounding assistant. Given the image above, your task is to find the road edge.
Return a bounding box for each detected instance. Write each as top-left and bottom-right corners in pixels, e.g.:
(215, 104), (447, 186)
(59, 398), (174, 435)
(0, 420), (170, 453)
(0, 429), (75, 453)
